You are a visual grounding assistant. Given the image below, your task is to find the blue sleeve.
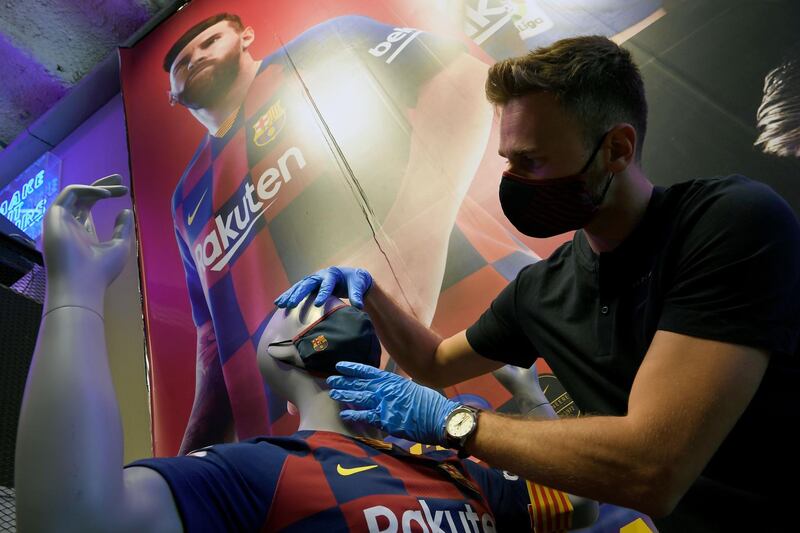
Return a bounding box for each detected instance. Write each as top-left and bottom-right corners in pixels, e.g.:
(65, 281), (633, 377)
(286, 15), (468, 108)
(462, 461), (534, 531)
(126, 442), (287, 532)
(174, 225), (212, 328)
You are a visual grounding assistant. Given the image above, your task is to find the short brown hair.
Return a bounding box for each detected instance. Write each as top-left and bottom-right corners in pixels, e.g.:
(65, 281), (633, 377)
(163, 13), (245, 72)
(486, 36), (648, 161)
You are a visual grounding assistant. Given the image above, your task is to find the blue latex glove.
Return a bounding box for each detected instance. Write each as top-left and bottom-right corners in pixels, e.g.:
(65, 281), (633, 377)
(274, 266), (373, 309)
(327, 361), (460, 446)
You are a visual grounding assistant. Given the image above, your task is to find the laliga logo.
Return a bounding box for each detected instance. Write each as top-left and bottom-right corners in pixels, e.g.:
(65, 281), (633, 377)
(462, 0), (554, 45)
(368, 27), (422, 64)
(363, 500), (496, 533)
(194, 146), (306, 272)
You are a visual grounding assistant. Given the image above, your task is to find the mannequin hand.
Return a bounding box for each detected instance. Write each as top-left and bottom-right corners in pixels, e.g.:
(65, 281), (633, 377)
(492, 364), (553, 417)
(275, 266), (373, 309)
(43, 175), (133, 315)
(327, 362), (459, 445)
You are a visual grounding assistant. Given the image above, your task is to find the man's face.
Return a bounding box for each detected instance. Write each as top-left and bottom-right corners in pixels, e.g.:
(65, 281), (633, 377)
(498, 91), (606, 187)
(168, 21), (245, 110)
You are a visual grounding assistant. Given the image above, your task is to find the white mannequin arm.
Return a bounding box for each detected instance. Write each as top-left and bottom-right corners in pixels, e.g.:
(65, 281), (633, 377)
(15, 176), (181, 532)
(492, 364), (599, 529)
(492, 364), (558, 419)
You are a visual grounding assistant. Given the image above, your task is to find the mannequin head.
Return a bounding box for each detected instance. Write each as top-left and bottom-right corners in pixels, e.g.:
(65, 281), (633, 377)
(256, 293), (381, 434)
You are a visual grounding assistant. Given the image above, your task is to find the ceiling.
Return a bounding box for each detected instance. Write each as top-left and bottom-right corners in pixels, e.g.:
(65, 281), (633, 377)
(0, 0), (173, 152)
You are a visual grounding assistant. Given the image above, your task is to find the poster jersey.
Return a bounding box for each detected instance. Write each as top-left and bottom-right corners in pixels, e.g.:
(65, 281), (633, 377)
(171, 15), (540, 438)
(128, 431), (571, 532)
(171, 15), (467, 438)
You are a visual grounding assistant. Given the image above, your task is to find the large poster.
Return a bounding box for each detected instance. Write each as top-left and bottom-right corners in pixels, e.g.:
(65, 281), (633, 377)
(119, 1), (670, 530)
(121, 0), (662, 459)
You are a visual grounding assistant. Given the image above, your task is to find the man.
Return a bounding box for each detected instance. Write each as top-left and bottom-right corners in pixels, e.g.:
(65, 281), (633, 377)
(278, 36), (800, 531)
(14, 178), (599, 532)
(163, 12), (543, 454)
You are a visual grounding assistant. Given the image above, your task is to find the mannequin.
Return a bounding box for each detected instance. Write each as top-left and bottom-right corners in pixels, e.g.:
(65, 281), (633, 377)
(15, 177), (597, 532)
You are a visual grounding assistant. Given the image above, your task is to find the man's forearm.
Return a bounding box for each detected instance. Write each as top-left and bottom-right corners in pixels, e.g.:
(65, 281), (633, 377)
(179, 398), (234, 455)
(364, 281), (443, 385)
(179, 339), (233, 455)
(465, 411), (676, 517)
(179, 395), (233, 455)
(16, 305), (126, 529)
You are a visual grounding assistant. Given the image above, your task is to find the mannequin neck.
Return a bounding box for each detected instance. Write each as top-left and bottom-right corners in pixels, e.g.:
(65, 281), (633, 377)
(292, 382), (384, 441)
(294, 387), (354, 434)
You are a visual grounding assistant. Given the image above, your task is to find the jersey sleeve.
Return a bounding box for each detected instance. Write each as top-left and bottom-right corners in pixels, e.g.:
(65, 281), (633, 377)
(174, 226), (212, 329)
(658, 177), (800, 357)
(287, 15), (469, 109)
(125, 442), (286, 532)
(466, 265), (540, 367)
(462, 462), (579, 532)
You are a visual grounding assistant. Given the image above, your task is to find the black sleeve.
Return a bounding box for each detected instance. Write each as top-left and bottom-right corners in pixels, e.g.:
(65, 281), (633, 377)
(658, 177), (800, 357)
(466, 265), (539, 367)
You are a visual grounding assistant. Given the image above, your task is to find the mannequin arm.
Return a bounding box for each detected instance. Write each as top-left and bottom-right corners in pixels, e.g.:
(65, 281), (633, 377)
(492, 364), (557, 418)
(15, 176), (181, 532)
(491, 364), (598, 528)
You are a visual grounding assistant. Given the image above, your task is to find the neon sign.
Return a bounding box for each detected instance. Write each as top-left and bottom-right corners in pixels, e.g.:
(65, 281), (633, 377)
(0, 152), (61, 240)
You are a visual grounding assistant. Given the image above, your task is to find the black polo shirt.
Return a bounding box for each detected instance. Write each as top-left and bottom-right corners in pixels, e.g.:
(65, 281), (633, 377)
(466, 175), (800, 532)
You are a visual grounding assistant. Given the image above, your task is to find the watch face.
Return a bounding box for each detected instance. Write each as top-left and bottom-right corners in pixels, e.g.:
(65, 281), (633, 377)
(447, 410), (475, 438)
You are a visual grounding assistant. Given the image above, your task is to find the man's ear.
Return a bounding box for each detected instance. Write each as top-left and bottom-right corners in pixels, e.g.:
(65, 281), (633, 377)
(241, 26), (255, 51)
(607, 123), (636, 174)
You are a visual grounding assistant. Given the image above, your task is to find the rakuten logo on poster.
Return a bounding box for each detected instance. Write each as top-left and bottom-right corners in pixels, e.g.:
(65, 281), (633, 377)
(363, 499), (496, 533)
(193, 146), (306, 272)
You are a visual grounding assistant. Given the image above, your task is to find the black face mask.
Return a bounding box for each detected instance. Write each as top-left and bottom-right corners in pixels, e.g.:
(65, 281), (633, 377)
(499, 133), (614, 238)
(267, 304), (381, 374)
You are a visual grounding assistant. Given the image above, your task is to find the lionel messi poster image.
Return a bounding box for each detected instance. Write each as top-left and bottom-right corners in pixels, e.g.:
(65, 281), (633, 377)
(119, 0), (662, 458)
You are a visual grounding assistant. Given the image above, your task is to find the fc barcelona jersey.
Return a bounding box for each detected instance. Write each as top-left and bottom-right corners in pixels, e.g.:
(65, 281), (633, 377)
(128, 431), (571, 532)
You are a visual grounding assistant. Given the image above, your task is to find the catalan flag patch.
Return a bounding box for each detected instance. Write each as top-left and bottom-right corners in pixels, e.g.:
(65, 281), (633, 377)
(526, 480), (574, 532)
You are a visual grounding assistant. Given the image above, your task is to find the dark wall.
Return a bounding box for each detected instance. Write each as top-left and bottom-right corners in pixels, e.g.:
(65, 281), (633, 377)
(628, 0), (800, 215)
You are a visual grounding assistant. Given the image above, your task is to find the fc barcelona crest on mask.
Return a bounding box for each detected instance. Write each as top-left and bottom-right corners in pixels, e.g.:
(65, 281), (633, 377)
(311, 335), (329, 352)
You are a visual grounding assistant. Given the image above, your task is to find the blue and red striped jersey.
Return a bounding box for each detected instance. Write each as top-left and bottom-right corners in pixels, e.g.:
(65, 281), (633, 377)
(128, 430), (561, 532)
(171, 15), (468, 439)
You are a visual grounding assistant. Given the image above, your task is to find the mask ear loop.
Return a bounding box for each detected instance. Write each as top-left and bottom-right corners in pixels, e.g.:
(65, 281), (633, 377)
(265, 339), (315, 376)
(579, 131), (611, 174)
(586, 130), (615, 207)
(596, 172), (615, 206)
(267, 339), (294, 348)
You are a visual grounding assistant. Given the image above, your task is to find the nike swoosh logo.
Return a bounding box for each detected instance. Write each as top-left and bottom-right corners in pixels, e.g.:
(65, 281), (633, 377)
(187, 189), (208, 226)
(337, 464), (379, 476)
(542, 384), (550, 395)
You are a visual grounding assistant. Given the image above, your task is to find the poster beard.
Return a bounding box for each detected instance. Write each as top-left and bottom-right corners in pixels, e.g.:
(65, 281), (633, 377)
(174, 49), (241, 110)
